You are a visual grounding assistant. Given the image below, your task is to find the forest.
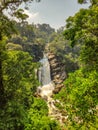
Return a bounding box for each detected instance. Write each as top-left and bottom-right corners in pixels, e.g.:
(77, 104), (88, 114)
(0, 0), (98, 130)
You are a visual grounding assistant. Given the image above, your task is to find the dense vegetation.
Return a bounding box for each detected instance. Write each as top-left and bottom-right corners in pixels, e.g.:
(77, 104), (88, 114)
(0, 0), (98, 130)
(0, 1), (60, 129)
(54, 1), (98, 129)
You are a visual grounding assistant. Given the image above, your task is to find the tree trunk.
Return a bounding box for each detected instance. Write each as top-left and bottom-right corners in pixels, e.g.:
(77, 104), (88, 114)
(0, 57), (5, 107)
(0, 36), (6, 107)
(0, 60), (4, 90)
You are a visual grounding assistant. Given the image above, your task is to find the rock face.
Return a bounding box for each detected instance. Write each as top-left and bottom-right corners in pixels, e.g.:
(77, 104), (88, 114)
(47, 52), (67, 93)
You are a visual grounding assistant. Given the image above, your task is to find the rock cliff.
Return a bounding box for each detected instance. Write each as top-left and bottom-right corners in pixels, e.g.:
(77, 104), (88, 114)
(47, 52), (67, 93)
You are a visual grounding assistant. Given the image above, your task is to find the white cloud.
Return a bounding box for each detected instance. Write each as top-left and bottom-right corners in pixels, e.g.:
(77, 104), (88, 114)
(24, 10), (41, 24)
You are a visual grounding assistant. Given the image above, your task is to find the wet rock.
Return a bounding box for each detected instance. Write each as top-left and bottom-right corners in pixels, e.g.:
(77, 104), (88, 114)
(47, 52), (67, 93)
(34, 92), (41, 97)
(43, 95), (48, 101)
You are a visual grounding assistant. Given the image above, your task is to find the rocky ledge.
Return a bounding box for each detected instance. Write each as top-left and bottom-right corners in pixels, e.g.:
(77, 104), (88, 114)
(47, 52), (67, 93)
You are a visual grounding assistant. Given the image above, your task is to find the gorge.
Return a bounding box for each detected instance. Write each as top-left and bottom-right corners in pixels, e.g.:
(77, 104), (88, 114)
(37, 54), (68, 126)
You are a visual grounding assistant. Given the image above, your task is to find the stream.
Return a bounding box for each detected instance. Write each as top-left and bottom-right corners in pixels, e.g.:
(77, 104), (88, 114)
(37, 54), (68, 125)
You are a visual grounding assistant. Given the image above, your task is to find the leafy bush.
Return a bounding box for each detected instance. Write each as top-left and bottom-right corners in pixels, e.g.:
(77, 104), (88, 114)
(25, 98), (61, 130)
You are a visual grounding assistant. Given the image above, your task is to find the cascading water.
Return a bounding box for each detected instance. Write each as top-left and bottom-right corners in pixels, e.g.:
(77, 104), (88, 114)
(38, 54), (54, 98)
(39, 54), (51, 86)
(37, 54), (68, 126)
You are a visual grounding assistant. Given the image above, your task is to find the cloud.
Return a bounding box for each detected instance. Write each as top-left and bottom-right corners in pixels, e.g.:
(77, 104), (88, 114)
(24, 10), (41, 24)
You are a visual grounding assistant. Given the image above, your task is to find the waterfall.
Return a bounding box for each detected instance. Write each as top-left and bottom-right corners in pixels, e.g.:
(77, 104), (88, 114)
(39, 54), (51, 86)
(38, 54), (54, 98)
(37, 54), (68, 125)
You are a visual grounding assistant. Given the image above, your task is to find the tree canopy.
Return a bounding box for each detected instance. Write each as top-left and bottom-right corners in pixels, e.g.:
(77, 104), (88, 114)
(54, 1), (98, 129)
(0, 0), (40, 12)
(0, 0), (98, 129)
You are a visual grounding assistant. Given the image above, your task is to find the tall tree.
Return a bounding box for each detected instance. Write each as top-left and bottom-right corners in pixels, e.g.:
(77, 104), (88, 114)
(62, 2), (98, 129)
(0, 0), (40, 107)
(0, 0), (40, 12)
(64, 4), (98, 70)
(78, 0), (98, 5)
(0, 48), (39, 129)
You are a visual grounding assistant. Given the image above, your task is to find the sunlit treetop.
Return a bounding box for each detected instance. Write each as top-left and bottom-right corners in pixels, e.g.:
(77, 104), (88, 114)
(0, 0), (40, 12)
(78, 0), (98, 5)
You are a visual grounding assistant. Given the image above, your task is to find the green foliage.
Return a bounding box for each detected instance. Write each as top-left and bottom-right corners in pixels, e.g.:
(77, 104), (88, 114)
(0, 14), (16, 40)
(64, 69), (98, 129)
(78, 0), (98, 5)
(48, 33), (66, 55)
(0, 1), (62, 130)
(64, 5), (98, 70)
(0, 44), (39, 129)
(0, 36), (7, 58)
(25, 98), (61, 130)
(0, 0), (40, 12)
(54, 69), (98, 129)
(1, 1), (98, 130)
(36, 24), (55, 38)
(6, 43), (23, 50)
(54, 87), (66, 103)
(48, 31), (79, 73)
(3, 50), (39, 97)
(9, 22), (55, 61)
(0, 37), (8, 107)
(14, 9), (29, 23)
(57, 2), (98, 129)
(0, 101), (28, 130)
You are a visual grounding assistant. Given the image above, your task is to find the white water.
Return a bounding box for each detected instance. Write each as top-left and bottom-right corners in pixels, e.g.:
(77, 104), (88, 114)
(38, 54), (68, 125)
(39, 54), (51, 85)
(38, 54), (54, 98)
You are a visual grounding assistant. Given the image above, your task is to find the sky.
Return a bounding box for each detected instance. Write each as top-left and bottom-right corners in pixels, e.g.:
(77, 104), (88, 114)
(23, 0), (90, 29)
